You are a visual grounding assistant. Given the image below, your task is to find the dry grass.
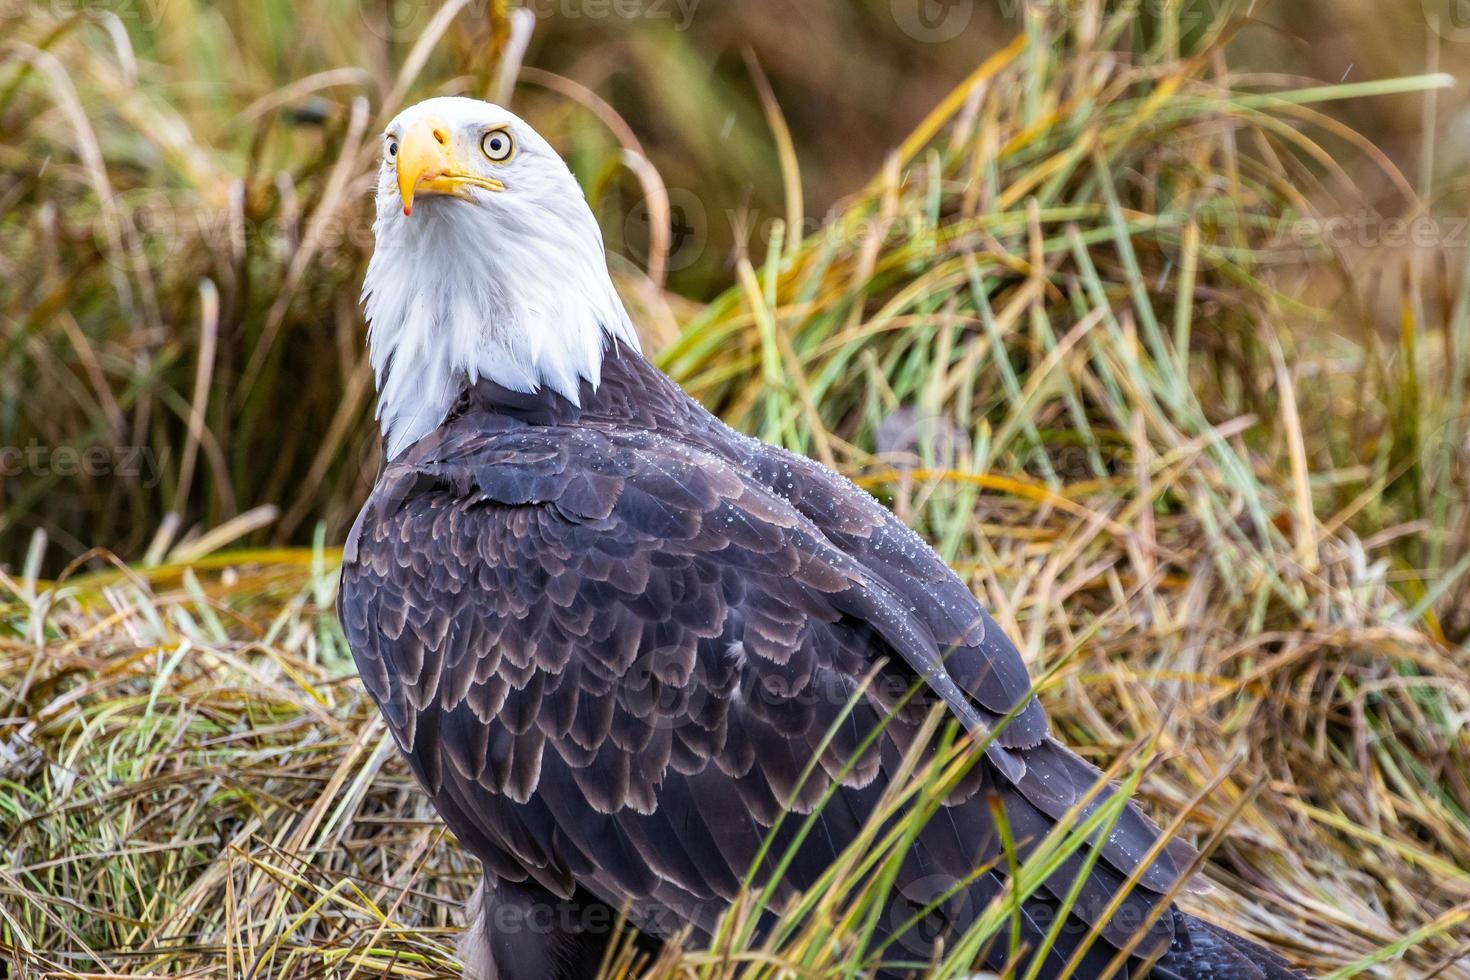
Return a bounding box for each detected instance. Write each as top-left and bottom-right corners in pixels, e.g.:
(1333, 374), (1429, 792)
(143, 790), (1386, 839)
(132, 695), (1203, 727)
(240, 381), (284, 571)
(2, 0), (1469, 977)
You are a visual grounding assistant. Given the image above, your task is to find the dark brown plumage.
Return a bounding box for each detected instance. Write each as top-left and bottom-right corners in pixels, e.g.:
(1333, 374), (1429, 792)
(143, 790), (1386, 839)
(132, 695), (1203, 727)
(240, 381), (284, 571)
(339, 347), (1302, 980)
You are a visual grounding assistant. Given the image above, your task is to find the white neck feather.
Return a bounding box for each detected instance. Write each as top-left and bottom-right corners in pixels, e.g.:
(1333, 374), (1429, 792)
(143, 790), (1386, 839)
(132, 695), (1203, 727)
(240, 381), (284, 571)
(362, 172), (639, 459)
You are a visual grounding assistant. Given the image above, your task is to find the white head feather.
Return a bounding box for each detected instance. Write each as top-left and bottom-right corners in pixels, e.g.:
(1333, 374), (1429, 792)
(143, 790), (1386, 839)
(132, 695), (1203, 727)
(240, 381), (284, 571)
(362, 96), (640, 458)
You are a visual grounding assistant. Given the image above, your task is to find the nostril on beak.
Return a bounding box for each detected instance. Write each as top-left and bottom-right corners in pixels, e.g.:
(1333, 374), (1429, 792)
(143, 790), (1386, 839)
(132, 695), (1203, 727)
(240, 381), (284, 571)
(432, 128), (447, 145)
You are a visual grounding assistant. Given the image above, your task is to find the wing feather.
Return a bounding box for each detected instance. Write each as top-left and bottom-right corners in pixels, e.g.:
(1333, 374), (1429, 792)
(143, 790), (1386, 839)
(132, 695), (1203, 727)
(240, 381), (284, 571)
(339, 412), (1188, 970)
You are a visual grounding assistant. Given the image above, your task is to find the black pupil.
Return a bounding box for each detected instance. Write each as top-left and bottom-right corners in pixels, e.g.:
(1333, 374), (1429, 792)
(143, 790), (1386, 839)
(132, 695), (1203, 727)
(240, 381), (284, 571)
(490, 138), (502, 152)
(388, 141), (397, 155)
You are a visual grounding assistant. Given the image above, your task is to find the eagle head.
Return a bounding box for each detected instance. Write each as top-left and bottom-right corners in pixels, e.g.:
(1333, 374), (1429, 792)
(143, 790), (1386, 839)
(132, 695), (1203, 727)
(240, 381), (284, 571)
(362, 96), (639, 459)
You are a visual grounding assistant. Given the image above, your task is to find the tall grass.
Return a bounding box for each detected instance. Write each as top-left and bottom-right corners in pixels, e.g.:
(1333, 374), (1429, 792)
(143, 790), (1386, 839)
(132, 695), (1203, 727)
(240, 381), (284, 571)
(2, 0), (1469, 977)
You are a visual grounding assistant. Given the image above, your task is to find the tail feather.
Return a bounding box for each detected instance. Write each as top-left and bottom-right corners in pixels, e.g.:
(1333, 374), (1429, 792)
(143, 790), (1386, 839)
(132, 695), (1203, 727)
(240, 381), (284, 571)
(1151, 910), (1306, 979)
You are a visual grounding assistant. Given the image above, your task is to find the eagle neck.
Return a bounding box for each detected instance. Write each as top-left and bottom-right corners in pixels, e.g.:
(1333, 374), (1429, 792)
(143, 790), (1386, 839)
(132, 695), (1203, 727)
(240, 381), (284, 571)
(363, 196), (641, 459)
(445, 346), (700, 434)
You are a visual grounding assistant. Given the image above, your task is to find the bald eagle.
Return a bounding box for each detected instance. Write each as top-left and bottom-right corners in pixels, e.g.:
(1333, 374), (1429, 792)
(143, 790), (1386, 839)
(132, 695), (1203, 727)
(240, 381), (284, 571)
(339, 97), (1303, 980)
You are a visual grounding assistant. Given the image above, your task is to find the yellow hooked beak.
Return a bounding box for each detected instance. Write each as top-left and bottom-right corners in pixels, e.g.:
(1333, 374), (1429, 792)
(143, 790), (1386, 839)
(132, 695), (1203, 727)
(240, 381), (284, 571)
(395, 118), (505, 216)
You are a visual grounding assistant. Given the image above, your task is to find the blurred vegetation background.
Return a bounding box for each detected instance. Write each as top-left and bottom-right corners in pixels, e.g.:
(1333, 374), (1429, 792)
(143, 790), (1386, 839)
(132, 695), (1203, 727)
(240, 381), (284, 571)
(3, 0), (1470, 976)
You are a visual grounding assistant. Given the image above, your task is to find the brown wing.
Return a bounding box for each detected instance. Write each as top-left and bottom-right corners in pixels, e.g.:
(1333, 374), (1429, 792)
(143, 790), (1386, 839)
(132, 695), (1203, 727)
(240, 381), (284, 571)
(338, 420), (1190, 972)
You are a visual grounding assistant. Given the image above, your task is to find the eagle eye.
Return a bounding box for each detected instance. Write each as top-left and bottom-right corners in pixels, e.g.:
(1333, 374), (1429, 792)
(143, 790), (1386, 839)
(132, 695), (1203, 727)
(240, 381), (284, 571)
(481, 128), (514, 162)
